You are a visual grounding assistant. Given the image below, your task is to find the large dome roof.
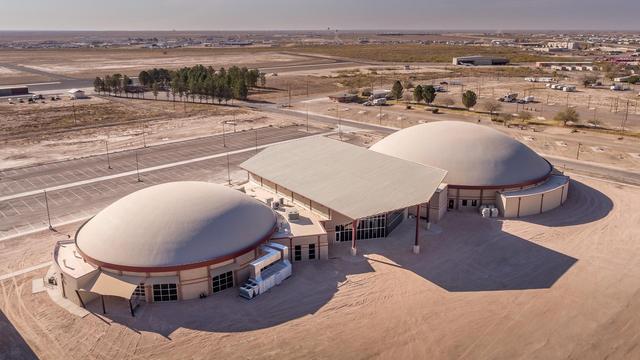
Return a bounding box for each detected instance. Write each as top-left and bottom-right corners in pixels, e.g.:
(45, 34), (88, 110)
(370, 121), (551, 188)
(76, 181), (276, 271)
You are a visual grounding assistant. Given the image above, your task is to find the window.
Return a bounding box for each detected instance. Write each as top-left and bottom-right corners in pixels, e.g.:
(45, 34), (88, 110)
(335, 214), (387, 242)
(308, 244), (316, 260)
(471, 200), (478, 207)
(212, 271), (234, 293)
(448, 199), (454, 209)
(462, 199), (468, 206)
(294, 245), (302, 261)
(152, 283), (178, 302)
(133, 283), (146, 300)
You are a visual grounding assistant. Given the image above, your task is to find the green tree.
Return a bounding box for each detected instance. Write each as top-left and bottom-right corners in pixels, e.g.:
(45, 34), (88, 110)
(138, 70), (151, 87)
(152, 82), (159, 100)
(259, 72), (267, 87)
(422, 85), (437, 105)
(93, 77), (104, 94)
(413, 85), (423, 103)
(391, 80), (404, 101)
(462, 90), (477, 110)
(554, 108), (580, 126)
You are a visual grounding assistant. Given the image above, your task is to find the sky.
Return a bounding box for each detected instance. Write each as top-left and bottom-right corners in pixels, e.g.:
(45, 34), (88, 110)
(0, 0), (639, 31)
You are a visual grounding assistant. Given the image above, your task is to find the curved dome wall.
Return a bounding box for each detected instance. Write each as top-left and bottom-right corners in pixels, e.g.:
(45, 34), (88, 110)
(76, 181), (276, 271)
(370, 121), (551, 188)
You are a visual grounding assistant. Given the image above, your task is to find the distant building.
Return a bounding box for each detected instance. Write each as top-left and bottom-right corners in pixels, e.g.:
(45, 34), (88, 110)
(0, 86), (28, 97)
(68, 89), (87, 99)
(452, 56), (509, 66)
(546, 41), (584, 50)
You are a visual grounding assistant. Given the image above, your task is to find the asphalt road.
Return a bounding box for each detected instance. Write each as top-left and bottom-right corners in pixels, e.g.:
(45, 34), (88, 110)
(0, 125), (321, 197)
(0, 125), (325, 240)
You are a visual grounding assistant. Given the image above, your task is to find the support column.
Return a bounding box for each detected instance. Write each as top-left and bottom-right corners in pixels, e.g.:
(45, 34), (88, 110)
(350, 219), (357, 256)
(413, 205), (420, 254)
(129, 299), (135, 317)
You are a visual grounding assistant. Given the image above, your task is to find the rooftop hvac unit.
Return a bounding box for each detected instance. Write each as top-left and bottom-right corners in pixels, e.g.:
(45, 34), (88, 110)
(265, 197), (273, 207)
(288, 210), (300, 221)
(481, 207), (491, 218)
(279, 197), (286, 206)
(272, 201), (280, 210)
(490, 208), (499, 218)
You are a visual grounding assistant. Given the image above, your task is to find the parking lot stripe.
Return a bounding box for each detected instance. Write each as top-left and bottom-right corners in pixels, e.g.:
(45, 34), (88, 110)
(0, 131), (331, 202)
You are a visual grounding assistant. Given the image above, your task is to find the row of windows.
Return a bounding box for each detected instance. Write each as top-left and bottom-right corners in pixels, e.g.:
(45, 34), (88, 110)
(133, 283), (146, 300)
(448, 199), (479, 209)
(152, 283), (178, 302)
(294, 244), (316, 261)
(212, 271), (234, 293)
(335, 214), (387, 242)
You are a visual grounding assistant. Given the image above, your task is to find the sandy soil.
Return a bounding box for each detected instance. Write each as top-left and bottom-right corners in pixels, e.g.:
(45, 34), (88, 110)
(300, 98), (640, 172)
(0, 49), (316, 82)
(0, 96), (305, 169)
(1, 174), (639, 359)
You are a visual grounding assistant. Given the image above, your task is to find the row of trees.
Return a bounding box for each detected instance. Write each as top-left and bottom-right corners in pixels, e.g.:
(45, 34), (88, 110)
(94, 65), (267, 103)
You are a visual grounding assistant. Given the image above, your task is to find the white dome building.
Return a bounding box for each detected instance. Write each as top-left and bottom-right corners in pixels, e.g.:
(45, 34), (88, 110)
(370, 121), (569, 219)
(53, 181), (292, 309)
(76, 181), (277, 272)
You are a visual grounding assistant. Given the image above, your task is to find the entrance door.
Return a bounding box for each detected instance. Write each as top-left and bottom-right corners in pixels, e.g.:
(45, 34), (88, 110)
(448, 199), (454, 209)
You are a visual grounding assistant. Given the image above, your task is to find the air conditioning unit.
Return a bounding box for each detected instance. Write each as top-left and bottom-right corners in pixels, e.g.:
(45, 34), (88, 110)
(288, 210), (299, 220)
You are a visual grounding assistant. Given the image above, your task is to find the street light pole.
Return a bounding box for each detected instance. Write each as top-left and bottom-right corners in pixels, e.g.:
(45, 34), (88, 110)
(141, 124), (147, 148)
(226, 152), (231, 185)
(255, 128), (258, 154)
(44, 190), (53, 230)
(135, 151), (142, 182)
(105, 140), (111, 169)
(222, 122), (226, 147)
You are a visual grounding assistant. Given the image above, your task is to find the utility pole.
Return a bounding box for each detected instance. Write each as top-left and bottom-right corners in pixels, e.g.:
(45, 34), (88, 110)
(587, 95), (591, 109)
(306, 77), (309, 97)
(105, 140), (111, 169)
(44, 190), (53, 230)
(72, 99), (77, 125)
(622, 100), (629, 133)
(576, 142), (581, 160)
(379, 105), (382, 125)
(287, 83), (291, 107)
(135, 151), (142, 182)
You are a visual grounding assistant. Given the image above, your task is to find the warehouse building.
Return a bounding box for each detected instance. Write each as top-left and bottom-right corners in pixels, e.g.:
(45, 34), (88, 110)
(452, 56), (509, 66)
(369, 121), (569, 219)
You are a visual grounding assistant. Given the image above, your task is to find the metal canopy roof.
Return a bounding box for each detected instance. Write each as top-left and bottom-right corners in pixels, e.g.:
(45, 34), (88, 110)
(241, 136), (447, 220)
(80, 272), (141, 299)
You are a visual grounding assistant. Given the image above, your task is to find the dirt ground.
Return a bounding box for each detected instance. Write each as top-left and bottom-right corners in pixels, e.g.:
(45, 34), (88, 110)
(0, 49), (314, 82)
(0, 96), (304, 169)
(299, 98), (640, 173)
(1, 174), (639, 359)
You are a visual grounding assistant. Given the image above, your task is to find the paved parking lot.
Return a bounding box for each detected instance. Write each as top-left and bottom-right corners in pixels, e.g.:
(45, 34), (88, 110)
(0, 125), (325, 240)
(0, 125), (320, 197)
